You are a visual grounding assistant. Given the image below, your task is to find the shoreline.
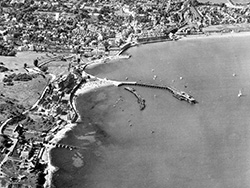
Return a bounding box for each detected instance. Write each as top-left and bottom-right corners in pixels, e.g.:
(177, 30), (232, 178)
(44, 122), (77, 188)
(134, 30), (250, 47)
(44, 73), (122, 187)
(179, 30), (250, 41)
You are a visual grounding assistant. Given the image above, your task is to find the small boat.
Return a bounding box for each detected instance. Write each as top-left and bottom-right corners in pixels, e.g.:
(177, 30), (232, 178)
(173, 91), (198, 104)
(238, 89), (243, 97)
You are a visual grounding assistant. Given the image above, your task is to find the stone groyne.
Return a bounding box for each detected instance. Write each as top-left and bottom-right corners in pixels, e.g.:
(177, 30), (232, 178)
(116, 42), (132, 56)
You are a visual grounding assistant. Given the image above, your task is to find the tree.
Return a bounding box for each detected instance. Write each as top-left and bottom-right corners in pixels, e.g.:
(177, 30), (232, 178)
(0, 134), (13, 148)
(33, 59), (38, 67)
(40, 66), (48, 73)
(98, 14), (104, 21)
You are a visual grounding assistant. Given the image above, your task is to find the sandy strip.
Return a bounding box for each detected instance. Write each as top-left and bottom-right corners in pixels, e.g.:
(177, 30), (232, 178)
(75, 78), (120, 96)
(84, 55), (130, 70)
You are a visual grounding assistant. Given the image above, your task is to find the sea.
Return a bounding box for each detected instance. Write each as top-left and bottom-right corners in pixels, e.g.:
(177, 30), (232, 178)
(50, 33), (250, 188)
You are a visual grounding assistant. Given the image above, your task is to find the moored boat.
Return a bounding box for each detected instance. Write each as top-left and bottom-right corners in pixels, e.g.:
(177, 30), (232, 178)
(173, 91), (198, 104)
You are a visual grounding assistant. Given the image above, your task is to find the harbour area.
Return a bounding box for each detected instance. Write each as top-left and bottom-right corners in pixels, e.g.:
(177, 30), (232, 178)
(0, 49), (198, 187)
(57, 33), (250, 188)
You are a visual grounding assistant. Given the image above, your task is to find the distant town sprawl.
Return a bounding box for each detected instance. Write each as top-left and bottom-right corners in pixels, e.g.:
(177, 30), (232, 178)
(1, 0), (250, 56)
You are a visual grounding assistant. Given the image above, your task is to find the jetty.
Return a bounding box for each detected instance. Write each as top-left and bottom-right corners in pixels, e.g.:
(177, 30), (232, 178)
(119, 82), (197, 104)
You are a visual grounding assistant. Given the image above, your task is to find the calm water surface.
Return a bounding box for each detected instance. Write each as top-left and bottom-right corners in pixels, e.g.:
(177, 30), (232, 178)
(52, 35), (250, 188)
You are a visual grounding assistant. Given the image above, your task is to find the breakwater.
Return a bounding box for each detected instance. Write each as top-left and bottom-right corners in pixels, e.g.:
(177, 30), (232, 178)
(45, 141), (79, 151)
(124, 87), (146, 111)
(139, 38), (172, 45)
(116, 42), (132, 56)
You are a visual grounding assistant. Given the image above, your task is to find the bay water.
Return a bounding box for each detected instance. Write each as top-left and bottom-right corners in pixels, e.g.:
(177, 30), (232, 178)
(51, 35), (250, 188)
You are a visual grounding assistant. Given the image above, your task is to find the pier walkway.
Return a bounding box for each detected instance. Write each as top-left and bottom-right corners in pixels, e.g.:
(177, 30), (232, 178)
(118, 82), (197, 104)
(119, 82), (174, 94)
